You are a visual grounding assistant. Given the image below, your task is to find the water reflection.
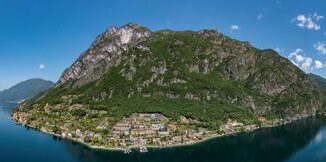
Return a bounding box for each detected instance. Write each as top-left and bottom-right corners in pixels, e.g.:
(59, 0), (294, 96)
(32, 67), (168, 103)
(285, 126), (326, 162)
(61, 117), (325, 162)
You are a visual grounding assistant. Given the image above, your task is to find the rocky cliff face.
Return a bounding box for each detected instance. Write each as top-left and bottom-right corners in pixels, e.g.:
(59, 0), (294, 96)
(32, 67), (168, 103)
(59, 24), (151, 86)
(14, 24), (324, 132)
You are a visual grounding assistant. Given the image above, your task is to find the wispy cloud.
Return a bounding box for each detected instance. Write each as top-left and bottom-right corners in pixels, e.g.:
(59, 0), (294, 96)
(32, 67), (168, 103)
(39, 64), (46, 69)
(294, 13), (324, 30)
(314, 42), (326, 55)
(230, 25), (240, 33)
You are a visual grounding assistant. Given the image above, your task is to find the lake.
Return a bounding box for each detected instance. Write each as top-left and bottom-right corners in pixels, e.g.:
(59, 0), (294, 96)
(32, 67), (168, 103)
(1, 103), (326, 162)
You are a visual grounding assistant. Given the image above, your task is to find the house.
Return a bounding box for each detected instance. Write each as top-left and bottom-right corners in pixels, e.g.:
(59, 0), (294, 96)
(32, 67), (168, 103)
(167, 124), (177, 132)
(152, 124), (166, 131)
(131, 128), (156, 137)
(158, 131), (170, 137)
(113, 126), (130, 132)
(150, 113), (165, 121)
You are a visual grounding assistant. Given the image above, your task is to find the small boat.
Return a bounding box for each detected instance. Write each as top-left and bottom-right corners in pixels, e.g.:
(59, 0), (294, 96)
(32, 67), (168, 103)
(139, 146), (148, 153)
(124, 149), (132, 154)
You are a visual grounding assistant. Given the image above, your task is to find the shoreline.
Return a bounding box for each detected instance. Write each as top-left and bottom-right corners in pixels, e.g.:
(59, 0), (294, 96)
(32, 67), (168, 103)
(11, 115), (311, 152)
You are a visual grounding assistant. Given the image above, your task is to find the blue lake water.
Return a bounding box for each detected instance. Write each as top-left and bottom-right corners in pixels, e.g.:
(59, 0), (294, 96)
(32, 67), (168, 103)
(1, 103), (326, 162)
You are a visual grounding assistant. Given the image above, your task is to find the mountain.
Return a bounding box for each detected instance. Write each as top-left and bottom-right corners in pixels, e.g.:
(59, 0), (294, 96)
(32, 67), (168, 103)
(0, 78), (54, 102)
(309, 73), (326, 92)
(308, 73), (326, 108)
(13, 24), (325, 147)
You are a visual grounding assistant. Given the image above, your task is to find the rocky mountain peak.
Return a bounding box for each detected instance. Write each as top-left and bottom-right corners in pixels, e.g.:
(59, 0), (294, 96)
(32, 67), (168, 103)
(59, 23), (151, 85)
(93, 23), (151, 46)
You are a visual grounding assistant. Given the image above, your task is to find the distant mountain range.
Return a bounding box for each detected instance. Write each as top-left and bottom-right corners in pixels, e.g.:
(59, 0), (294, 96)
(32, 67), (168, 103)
(0, 78), (54, 102)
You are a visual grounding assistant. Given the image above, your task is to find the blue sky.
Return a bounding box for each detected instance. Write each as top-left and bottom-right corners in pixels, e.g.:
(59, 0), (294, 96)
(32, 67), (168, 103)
(0, 0), (325, 90)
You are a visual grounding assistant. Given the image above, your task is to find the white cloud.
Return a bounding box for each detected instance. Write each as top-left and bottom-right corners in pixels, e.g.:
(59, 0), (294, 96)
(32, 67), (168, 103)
(302, 57), (313, 71)
(288, 48), (313, 72)
(39, 64), (45, 69)
(289, 48), (304, 62)
(257, 13), (263, 20)
(314, 42), (326, 55)
(289, 49), (326, 71)
(230, 25), (240, 32)
(294, 13), (323, 30)
(315, 60), (325, 69)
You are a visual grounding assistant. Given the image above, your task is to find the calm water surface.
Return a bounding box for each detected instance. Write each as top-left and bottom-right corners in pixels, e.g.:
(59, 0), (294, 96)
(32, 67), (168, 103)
(1, 103), (326, 162)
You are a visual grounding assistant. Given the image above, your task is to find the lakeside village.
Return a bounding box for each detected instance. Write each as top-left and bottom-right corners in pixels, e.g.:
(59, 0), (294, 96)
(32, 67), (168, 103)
(14, 108), (302, 154)
(74, 113), (260, 153)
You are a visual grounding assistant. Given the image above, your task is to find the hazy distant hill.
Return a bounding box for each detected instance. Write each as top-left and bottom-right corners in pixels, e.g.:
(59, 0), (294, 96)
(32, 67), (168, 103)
(0, 78), (54, 102)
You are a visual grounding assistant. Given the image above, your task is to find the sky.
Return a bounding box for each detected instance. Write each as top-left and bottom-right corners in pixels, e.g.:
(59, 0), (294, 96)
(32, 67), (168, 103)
(0, 0), (325, 90)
